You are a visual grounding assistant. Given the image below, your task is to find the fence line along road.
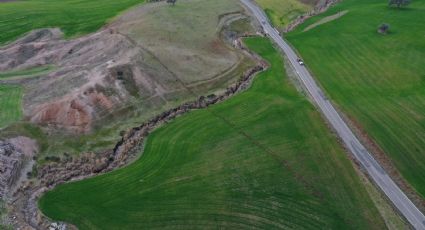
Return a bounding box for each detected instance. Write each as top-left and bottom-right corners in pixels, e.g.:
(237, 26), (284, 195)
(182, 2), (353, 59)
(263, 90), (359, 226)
(240, 0), (425, 229)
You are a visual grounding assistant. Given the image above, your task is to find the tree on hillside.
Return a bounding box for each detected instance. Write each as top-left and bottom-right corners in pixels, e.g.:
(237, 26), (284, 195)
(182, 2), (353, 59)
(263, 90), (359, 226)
(388, 0), (411, 8)
(378, 23), (390, 34)
(167, 0), (177, 6)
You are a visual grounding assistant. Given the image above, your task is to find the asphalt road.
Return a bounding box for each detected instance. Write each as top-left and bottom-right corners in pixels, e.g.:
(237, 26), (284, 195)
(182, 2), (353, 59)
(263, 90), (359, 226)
(240, 0), (425, 228)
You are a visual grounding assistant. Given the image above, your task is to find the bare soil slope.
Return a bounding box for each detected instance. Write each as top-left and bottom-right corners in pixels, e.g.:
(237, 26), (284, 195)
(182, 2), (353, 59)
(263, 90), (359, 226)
(0, 1), (254, 135)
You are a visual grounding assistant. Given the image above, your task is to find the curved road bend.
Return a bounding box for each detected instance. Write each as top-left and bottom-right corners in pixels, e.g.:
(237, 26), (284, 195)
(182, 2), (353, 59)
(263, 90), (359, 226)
(240, 0), (425, 228)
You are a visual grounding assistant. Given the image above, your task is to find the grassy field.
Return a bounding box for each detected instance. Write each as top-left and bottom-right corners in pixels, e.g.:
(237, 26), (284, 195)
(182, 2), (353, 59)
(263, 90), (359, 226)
(0, 85), (22, 128)
(39, 37), (385, 229)
(117, 0), (250, 84)
(256, 0), (313, 28)
(286, 0), (425, 196)
(0, 0), (145, 44)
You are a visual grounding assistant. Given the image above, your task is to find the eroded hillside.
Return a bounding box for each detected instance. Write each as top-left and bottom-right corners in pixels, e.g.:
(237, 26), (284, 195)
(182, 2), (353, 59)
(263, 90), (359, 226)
(0, 0), (256, 152)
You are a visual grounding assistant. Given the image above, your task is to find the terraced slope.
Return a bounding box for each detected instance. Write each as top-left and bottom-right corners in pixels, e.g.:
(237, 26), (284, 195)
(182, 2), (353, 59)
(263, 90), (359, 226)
(39, 38), (385, 229)
(286, 0), (425, 197)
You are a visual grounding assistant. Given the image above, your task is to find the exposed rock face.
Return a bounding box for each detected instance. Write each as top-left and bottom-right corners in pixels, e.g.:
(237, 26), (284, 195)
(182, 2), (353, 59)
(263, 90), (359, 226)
(0, 27), (182, 133)
(0, 142), (23, 198)
(0, 137), (37, 199)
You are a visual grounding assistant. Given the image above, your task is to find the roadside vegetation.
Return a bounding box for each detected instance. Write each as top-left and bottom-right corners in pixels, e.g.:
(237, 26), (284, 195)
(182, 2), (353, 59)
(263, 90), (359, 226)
(39, 37), (385, 229)
(0, 85), (22, 128)
(256, 0), (315, 28)
(286, 0), (425, 196)
(0, 0), (145, 44)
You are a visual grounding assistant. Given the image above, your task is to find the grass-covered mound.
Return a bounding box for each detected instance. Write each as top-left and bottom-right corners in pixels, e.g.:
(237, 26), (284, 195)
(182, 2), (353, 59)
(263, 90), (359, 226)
(0, 0), (145, 44)
(0, 85), (22, 128)
(39, 38), (384, 229)
(287, 0), (425, 197)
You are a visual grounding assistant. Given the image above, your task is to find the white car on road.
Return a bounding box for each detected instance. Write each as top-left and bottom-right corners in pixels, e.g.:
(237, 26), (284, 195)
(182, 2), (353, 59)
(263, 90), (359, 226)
(297, 58), (304, 65)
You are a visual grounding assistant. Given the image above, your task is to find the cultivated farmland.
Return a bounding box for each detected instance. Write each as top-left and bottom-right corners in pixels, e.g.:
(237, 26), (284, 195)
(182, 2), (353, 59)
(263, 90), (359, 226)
(39, 37), (385, 229)
(0, 0), (145, 44)
(286, 0), (425, 197)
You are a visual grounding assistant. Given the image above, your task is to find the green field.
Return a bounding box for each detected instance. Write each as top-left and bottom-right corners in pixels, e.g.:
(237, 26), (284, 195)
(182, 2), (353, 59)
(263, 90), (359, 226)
(0, 85), (22, 128)
(286, 0), (425, 196)
(0, 0), (145, 44)
(39, 38), (385, 229)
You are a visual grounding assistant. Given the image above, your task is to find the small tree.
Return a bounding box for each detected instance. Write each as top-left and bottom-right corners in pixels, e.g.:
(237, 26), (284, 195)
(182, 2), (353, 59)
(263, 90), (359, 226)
(166, 0), (177, 6)
(388, 0), (411, 8)
(378, 23), (390, 34)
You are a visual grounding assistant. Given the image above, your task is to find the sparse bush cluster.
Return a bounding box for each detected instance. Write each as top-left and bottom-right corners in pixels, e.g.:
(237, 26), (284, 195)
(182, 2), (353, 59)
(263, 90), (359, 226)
(388, 0), (411, 7)
(44, 156), (61, 163)
(378, 23), (390, 34)
(147, 0), (177, 5)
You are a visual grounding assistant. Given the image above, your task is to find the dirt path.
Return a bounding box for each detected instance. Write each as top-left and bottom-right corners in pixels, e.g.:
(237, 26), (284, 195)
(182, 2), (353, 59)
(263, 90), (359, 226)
(303, 10), (348, 32)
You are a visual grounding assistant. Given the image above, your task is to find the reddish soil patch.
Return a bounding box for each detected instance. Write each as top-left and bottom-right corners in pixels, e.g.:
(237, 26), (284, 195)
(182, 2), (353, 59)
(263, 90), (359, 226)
(31, 99), (91, 133)
(89, 92), (113, 110)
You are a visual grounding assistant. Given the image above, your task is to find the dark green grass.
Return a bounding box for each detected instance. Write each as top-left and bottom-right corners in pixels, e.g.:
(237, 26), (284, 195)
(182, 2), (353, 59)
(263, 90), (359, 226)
(287, 0), (425, 197)
(0, 85), (22, 128)
(39, 38), (384, 229)
(0, 0), (145, 44)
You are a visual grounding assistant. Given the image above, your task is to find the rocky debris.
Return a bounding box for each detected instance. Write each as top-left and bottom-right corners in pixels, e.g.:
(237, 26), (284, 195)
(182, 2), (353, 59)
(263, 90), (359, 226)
(49, 222), (66, 230)
(0, 137), (38, 228)
(0, 142), (24, 199)
(8, 41), (266, 228)
(0, 137), (37, 200)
